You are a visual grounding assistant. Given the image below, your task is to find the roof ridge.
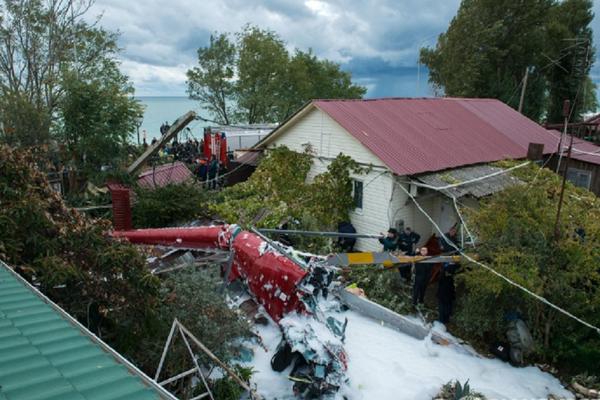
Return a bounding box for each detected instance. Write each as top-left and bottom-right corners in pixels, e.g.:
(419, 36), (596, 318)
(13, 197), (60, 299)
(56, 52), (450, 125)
(312, 97), (501, 103)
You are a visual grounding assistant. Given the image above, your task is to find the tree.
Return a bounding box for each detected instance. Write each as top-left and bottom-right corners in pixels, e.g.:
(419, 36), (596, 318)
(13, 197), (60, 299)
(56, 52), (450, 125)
(186, 26), (366, 124)
(186, 33), (236, 125)
(544, 0), (596, 123)
(276, 50), (366, 121)
(0, 0), (141, 164)
(235, 26), (289, 124)
(420, 0), (597, 122)
(56, 69), (143, 173)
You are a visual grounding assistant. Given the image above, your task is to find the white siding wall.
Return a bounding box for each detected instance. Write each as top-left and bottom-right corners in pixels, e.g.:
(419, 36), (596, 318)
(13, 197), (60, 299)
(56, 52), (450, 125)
(268, 107), (393, 251)
(268, 107), (384, 166)
(266, 106), (465, 251)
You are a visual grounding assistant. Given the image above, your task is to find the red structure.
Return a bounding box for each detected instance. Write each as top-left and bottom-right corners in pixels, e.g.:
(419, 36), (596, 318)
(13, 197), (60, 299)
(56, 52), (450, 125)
(112, 225), (307, 321)
(107, 184), (133, 231)
(203, 128), (229, 167)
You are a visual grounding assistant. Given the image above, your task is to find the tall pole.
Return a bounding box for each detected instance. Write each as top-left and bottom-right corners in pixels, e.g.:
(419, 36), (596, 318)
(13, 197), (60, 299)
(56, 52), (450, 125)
(554, 100), (573, 241)
(555, 100), (570, 173)
(518, 67), (529, 114)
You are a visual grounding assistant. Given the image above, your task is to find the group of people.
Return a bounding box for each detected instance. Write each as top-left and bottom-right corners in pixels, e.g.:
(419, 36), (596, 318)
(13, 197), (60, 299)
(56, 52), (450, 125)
(193, 155), (224, 190)
(378, 226), (459, 324)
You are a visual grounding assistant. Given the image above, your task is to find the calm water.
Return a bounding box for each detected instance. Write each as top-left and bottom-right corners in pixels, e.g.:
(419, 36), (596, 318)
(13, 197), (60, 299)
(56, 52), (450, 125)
(136, 96), (205, 142)
(134, 96), (268, 150)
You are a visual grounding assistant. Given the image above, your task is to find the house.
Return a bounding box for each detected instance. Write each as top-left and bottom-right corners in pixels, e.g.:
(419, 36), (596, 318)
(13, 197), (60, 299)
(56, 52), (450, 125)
(0, 260), (176, 400)
(545, 131), (600, 194)
(255, 97), (600, 251)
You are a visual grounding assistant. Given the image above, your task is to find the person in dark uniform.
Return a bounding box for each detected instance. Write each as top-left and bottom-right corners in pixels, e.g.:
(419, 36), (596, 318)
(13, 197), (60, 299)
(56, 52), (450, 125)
(398, 227), (421, 254)
(398, 227), (420, 282)
(208, 155), (219, 189)
(437, 263), (457, 323)
(378, 228), (398, 251)
(413, 246), (432, 306)
(337, 221), (357, 252)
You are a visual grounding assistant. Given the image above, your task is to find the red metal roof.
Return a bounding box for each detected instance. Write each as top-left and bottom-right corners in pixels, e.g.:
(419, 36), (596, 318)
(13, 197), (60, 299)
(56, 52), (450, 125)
(544, 130), (600, 165)
(312, 98), (599, 175)
(138, 161), (193, 189)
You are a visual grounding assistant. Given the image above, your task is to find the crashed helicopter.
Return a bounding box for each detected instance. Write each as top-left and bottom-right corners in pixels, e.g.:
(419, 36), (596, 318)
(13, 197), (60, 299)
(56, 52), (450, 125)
(112, 224), (349, 398)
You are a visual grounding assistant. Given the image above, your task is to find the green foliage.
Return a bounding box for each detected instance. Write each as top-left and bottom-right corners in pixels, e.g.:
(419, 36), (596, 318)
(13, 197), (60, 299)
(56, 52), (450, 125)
(457, 162), (600, 373)
(437, 379), (487, 400)
(544, 0), (596, 122)
(0, 0), (139, 148)
(133, 183), (212, 228)
(55, 71), (143, 174)
(235, 25), (289, 124)
(211, 146), (365, 251)
(0, 144), (159, 346)
(187, 26), (365, 124)
(345, 268), (415, 315)
(212, 366), (254, 400)
(420, 0), (597, 122)
(186, 33), (236, 124)
(125, 268), (252, 385)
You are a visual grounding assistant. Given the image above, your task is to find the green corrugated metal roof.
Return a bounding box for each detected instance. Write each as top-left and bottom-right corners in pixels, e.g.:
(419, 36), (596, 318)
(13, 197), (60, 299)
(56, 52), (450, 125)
(0, 262), (176, 400)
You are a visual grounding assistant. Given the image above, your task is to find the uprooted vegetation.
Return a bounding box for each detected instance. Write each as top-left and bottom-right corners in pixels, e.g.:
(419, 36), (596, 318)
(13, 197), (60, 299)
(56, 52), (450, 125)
(211, 146), (366, 252)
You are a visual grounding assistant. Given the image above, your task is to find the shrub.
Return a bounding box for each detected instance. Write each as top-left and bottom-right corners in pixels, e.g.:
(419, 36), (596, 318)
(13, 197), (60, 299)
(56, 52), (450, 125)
(133, 183), (211, 228)
(456, 162), (600, 373)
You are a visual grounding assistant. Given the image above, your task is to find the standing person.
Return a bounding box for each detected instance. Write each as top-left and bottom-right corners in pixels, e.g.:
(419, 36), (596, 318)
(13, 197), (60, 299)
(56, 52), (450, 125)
(198, 157), (208, 186)
(437, 263), (457, 324)
(398, 227), (420, 283)
(398, 227), (421, 255)
(208, 155), (219, 190)
(378, 228), (398, 252)
(337, 221), (357, 252)
(440, 225), (459, 253)
(412, 247), (432, 306)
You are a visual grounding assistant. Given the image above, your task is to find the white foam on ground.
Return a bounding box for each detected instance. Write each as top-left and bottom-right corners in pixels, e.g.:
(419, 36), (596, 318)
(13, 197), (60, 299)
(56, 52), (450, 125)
(246, 310), (572, 400)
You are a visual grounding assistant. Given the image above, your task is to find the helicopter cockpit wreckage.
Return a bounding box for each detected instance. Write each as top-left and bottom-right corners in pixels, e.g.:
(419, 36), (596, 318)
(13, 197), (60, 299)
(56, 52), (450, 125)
(113, 224), (350, 398)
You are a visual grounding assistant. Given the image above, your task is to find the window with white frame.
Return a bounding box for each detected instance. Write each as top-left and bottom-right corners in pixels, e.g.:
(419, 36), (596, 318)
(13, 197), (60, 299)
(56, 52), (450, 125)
(566, 167), (592, 190)
(352, 180), (363, 210)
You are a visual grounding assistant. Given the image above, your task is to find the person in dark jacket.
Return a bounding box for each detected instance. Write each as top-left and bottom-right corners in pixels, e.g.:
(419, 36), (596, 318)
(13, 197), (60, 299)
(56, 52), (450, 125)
(378, 228), (398, 251)
(398, 227), (420, 254)
(440, 225), (459, 253)
(197, 158), (208, 185)
(413, 246), (432, 306)
(208, 155), (219, 189)
(437, 263), (457, 323)
(337, 221), (357, 252)
(398, 227), (420, 283)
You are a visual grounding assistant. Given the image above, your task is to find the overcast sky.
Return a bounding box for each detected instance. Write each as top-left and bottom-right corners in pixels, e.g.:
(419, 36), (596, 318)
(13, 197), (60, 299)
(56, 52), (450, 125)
(90, 0), (600, 101)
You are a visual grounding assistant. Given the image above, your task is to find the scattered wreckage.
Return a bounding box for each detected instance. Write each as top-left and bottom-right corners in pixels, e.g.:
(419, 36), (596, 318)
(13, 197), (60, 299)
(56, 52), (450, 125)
(113, 224), (350, 397)
(112, 224), (479, 398)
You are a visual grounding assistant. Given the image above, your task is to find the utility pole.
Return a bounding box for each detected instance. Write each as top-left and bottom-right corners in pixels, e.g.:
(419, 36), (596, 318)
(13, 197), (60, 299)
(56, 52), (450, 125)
(555, 100), (570, 173)
(518, 67), (529, 114)
(554, 100), (573, 241)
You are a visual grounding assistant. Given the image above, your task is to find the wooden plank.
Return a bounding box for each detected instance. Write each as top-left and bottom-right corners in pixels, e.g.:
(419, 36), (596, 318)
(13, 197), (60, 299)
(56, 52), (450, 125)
(127, 111), (197, 175)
